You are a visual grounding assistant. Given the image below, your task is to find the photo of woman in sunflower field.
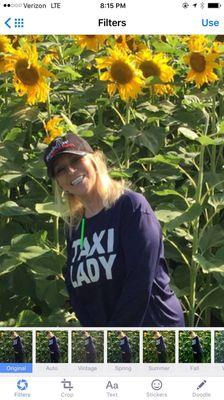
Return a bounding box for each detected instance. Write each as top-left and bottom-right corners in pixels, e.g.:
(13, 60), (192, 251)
(0, 34), (224, 328)
(0, 331), (32, 363)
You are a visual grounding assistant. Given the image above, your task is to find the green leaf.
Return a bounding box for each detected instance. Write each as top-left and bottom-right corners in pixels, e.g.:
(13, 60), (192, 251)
(0, 201), (35, 216)
(178, 127), (198, 140)
(27, 159), (47, 179)
(153, 189), (185, 199)
(155, 208), (182, 223)
(197, 136), (216, 145)
(110, 170), (133, 179)
(196, 287), (224, 310)
(53, 65), (81, 80)
(194, 249), (224, 273)
(120, 125), (139, 139)
(199, 224), (224, 253)
(10, 232), (49, 262)
(0, 102), (38, 137)
(138, 154), (181, 168)
(61, 113), (77, 134)
(35, 202), (61, 217)
(28, 252), (65, 276)
(165, 203), (203, 230)
(137, 127), (166, 155)
(137, 102), (159, 112)
(204, 172), (224, 190)
(17, 310), (42, 327)
(35, 279), (66, 309)
(4, 127), (23, 142)
(0, 172), (23, 183)
(0, 257), (22, 276)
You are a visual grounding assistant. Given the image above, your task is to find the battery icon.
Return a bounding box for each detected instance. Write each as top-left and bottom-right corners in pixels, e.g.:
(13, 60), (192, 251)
(207, 3), (221, 7)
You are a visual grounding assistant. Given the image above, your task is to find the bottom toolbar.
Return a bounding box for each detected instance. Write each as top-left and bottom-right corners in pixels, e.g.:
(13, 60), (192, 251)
(0, 377), (223, 399)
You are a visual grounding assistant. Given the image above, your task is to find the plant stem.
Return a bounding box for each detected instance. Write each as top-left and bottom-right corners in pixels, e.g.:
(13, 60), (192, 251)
(189, 113), (209, 326)
(111, 105), (126, 125)
(47, 94), (52, 119)
(124, 102), (131, 168)
(53, 215), (60, 254)
(210, 96), (216, 175)
(26, 174), (50, 196)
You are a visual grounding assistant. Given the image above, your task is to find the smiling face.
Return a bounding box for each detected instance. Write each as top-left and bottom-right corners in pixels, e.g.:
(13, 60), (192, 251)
(151, 379), (162, 391)
(53, 153), (98, 199)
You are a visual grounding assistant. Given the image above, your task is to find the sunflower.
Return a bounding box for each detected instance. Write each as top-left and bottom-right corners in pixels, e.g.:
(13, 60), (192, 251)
(0, 36), (13, 73)
(184, 39), (219, 88)
(42, 48), (59, 65)
(153, 84), (175, 96)
(8, 35), (43, 50)
(43, 116), (64, 144)
(7, 43), (53, 105)
(115, 35), (146, 53)
(136, 50), (175, 95)
(186, 35), (208, 52)
(75, 35), (108, 51)
(96, 47), (144, 101)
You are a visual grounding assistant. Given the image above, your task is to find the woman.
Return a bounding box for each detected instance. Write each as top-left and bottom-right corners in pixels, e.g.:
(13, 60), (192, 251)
(47, 331), (60, 363)
(44, 132), (185, 327)
(11, 331), (25, 363)
(189, 331), (203, 363)
(152, 331), (167, 363)
(117, 331), (132, 363)
(83, 331), (97, 363)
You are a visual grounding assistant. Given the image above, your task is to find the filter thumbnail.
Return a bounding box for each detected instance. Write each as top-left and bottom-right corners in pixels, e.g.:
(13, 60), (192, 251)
(107, 331), (139, 363)
(143, 330), (175, 363)
(214, 330), (224, 363)
(0, 330), (32, 363)
(36, 330), (68, 363)
(179, 330), (211, 363)
(72, 330), (104, 363)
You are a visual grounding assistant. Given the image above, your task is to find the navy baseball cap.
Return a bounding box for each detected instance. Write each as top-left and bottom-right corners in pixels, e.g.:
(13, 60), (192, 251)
(44, 133), (94, 178)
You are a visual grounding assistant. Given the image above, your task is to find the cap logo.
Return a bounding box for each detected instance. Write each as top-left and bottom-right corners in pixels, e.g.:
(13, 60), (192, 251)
(46, 139), (75, 162)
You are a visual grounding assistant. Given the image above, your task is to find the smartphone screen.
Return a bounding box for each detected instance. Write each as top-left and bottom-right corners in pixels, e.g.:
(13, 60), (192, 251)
(0, 1), (224, 398)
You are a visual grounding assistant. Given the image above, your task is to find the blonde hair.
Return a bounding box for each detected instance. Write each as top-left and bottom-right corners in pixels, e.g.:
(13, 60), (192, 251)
(53, 150), (129, 234)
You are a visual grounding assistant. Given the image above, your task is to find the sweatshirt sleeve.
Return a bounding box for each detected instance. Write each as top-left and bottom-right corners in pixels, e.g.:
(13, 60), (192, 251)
(107, 205), (161, 327)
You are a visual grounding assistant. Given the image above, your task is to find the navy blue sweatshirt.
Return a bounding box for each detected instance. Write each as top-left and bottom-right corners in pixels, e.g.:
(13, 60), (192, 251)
(191, 336), (203, 354)
(119, 335), (131, 354)
(48, 336), (60, 354)
(84, 336), (96, 354)
(12, 336), (24, 354)
(65, 190), (185, 327)
(155, 336), (166, 353)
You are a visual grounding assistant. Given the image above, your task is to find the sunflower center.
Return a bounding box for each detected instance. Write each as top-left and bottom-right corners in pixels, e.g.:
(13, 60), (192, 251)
(215, 35), (224, 43)
(111, 61), (133, 84)
(139, 61), (160, 78)
(15, 59), (39, 86)
(190, 53), (206, 73)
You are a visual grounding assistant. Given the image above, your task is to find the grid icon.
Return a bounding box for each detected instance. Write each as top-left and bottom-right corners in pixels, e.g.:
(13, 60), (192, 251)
(14, 18), (24, 28)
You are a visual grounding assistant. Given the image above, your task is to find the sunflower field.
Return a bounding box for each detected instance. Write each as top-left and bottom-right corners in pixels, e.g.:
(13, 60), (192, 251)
(72, 330), (104, 363)
(143, 331), (175, 363)
(107, 330), (139, 363)
(0, 35), (224, 328)
(35, 330), (68, 363)
(0, 330), (32, 362)
(178, 330), (211, 363)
